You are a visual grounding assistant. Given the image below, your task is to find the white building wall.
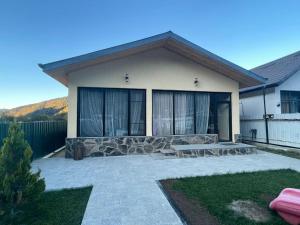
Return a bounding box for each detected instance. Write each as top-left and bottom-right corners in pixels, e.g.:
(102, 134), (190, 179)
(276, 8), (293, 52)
(240, 91), (276, 118)
(240, 70), (300, 147)
(67, 48), (240, 139)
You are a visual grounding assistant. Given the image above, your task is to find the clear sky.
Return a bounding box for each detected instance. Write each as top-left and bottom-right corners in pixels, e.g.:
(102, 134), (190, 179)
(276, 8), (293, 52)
(1, 0), (300, 109)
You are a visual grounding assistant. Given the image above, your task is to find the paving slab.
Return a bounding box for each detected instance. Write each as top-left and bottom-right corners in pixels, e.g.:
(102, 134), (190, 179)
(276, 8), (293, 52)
(32, 151), (300, 225)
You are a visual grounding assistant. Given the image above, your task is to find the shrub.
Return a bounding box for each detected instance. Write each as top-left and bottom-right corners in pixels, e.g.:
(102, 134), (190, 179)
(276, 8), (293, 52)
(0, 123), (45, 224)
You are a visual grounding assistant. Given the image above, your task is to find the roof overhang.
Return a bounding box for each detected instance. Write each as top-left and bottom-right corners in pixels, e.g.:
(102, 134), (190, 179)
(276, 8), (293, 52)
(39, 31), (266, 88)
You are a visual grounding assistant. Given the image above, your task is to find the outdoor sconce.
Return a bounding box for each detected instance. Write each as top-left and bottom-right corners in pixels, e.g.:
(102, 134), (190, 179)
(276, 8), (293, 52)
(194, 78), (199, 87)
(125, 73), (129, 83)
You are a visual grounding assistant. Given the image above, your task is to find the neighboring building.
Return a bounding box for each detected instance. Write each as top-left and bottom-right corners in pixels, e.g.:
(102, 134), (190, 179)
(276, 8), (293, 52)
(240, 51), (300, 147)
(39, 31), (264, 157)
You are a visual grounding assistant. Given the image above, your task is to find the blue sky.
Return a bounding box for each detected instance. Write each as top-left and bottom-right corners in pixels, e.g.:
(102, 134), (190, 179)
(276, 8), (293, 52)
(1, 0), (300, 109)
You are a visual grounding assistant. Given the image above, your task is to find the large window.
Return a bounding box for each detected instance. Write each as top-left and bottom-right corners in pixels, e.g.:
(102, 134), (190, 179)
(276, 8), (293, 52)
(281, 90), (300, 114)
(78, 88), (146, 137)
(152, 90), (231, 141)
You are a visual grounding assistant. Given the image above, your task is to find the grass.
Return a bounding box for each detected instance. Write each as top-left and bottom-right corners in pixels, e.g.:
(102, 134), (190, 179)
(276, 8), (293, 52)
(16, 186), (92, 225)
(165, 169), (300, 225)
(259, 147), (300, 160)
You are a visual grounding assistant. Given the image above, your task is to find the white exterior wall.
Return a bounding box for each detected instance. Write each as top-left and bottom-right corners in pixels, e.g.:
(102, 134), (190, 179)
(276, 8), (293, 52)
(67, 48), (240, 140)
(240, 70), (300, 147)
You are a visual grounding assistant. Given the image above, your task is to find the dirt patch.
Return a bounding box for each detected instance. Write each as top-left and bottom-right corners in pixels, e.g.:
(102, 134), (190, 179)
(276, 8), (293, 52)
(160, 179), (219, 225)
(228, 200), (271, 222)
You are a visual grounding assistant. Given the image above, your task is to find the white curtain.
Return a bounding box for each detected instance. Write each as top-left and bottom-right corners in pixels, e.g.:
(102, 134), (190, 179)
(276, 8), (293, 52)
(130, 90), (145, 135)
(105, 90), (128, 136)
(195, 93), (210, 134)
(153, 92), (173, 136)
(174, 92), (194, 134)
(79, 88), (103, 137)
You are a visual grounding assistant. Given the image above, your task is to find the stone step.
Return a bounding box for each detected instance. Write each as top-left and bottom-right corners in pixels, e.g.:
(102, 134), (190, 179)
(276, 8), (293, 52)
(171, 143), (257, 158)
(160, 149), (176, 156)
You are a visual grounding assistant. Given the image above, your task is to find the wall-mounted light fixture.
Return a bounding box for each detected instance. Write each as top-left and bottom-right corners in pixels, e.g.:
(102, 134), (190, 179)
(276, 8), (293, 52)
(125, 73), (129, 83)
(194, 78), (199, 87)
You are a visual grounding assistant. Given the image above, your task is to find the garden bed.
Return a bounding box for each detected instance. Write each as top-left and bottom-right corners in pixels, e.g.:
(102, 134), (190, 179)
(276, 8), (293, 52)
(160, 170), (300, 225)
(16, 186), (92, 225)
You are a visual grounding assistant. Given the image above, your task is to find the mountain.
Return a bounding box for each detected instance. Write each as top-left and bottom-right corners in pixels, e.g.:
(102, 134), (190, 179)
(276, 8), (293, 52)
(2, 97), (67, 121)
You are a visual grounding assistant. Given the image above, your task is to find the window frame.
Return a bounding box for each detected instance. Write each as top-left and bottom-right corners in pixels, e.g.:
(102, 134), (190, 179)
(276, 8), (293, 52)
(280, 90), (300, 114)
(77, 87), (146, 137)
(152, 89), (232, 141)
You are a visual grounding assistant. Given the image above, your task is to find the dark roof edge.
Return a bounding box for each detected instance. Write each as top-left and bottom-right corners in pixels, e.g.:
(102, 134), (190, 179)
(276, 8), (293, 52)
(240, 82), (279, 94)
(168, 33), (266, 83)
(39, 31), (266, 84)
(39, 31), (173, 72)
(251, 50), (300, 71)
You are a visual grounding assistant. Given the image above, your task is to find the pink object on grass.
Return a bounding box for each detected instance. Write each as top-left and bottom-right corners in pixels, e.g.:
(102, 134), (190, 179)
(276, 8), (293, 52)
(270, 188), (300, 225)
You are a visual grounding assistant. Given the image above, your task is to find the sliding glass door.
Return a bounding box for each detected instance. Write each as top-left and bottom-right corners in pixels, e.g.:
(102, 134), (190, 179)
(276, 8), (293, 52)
(152, 92), (173, 136)
(78, 88), (146, 137)
(153, 91), (211, 136)
(174, 92), (195, 134)
(152, 90), (231, 141)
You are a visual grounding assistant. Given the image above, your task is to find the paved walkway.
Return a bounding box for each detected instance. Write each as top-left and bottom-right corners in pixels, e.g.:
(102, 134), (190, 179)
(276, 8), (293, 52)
(32, 151), (300, 225)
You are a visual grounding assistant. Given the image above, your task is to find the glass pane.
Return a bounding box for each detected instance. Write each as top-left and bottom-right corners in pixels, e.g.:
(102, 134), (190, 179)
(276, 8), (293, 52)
(130, 123), (145, 136)
(130, 90), (145, 135)
(105, 90), (128, 136)
(174, 92), (194, 134)
(195, 93), (210, 134)
(152, 91), (173, 136)
(79, 88), (104, 137)
(217, 103), (230, 141)
(281, 91), (300, 113)
(215, 93), (230, 102)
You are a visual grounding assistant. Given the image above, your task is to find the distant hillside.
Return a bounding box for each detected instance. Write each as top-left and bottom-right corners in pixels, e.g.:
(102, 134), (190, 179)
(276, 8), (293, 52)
(2, 97), (67, 121)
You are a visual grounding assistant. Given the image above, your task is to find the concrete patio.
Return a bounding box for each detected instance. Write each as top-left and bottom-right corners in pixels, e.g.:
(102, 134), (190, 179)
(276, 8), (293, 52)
(32, 151), (300, 225)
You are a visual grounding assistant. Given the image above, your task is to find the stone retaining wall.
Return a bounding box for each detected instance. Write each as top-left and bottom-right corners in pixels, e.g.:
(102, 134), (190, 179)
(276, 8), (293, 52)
(65, 134), (218, 158)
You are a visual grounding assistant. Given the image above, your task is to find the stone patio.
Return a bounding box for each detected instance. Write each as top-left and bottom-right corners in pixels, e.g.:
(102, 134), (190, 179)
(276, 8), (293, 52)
(32, 150), (300, 225)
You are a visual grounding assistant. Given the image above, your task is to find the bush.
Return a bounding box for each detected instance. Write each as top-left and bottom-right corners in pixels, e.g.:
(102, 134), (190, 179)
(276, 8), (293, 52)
(0, 123), (45, 224)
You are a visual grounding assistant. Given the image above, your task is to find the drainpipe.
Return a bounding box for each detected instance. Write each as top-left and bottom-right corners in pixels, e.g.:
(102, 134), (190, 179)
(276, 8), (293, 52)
(262, 86), (269, 144)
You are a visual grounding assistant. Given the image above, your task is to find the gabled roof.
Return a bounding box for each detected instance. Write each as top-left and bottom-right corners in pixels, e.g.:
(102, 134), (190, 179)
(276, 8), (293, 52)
(39, 31), (266, 87)
(240, 50), (300, 93)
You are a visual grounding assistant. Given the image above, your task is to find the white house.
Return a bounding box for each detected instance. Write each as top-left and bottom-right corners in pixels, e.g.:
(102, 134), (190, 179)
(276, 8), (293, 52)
(39, 31), (265, 158)
(240, 51), (300, 147)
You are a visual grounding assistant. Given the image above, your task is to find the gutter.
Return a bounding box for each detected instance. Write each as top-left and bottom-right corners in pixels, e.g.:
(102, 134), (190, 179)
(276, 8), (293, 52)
(262, 86), (269, 144)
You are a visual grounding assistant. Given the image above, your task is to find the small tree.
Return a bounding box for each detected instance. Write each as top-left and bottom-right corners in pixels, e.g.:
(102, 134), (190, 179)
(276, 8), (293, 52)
(0, 123), (45, 223)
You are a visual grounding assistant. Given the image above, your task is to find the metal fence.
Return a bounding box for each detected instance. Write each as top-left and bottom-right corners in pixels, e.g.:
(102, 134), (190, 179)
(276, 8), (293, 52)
(0, 120), (67, 158)
(240, 114), (300, 148)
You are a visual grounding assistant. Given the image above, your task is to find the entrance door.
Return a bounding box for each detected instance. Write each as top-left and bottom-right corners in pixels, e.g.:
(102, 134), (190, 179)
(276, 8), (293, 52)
(217, 102), (230, 141)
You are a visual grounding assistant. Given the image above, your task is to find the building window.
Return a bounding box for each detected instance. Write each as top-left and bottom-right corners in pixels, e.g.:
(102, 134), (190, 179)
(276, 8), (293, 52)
(78, 87), (146, 137)
(152, 90), (231, 141)
(281, 90), (300, 113)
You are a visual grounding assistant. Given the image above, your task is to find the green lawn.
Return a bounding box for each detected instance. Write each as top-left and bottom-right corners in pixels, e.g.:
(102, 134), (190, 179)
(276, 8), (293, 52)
(259, 147), (300, 160)
(163, 169), (300, 225)
(16, 186), (92, 225)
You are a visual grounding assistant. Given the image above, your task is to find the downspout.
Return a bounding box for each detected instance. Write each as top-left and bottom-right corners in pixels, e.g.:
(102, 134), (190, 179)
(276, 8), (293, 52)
(262, 86), (269, 144)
